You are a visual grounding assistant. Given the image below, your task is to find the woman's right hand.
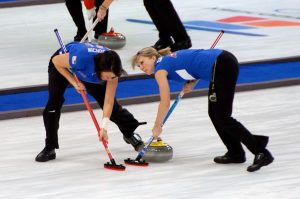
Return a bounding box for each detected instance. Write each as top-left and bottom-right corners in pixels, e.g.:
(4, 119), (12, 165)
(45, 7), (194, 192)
(99, 128), (108, 143)
(73, 81), (85, 93)
(152, 125), (162, 139)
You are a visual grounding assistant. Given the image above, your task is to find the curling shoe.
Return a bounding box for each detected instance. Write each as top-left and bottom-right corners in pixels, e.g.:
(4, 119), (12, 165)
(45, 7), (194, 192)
(94, 32), (100, 40)
(35, 147), (56, 162)
(247, 149), (274, 172)
(152, 38), (174, 51)
(214, 152), (246, 164)
(74, 31), (87, 42)
(171, 38), (192, 52)
(123, 133), (144, 152)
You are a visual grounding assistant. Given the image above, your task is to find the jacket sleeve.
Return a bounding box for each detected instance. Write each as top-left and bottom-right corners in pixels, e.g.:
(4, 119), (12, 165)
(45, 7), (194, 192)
(83, 0), (95, 9)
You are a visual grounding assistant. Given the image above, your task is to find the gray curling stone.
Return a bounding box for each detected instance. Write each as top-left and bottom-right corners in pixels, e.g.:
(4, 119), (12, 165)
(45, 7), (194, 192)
(143, 137), (173, 162)
(97, 27), (126, 49)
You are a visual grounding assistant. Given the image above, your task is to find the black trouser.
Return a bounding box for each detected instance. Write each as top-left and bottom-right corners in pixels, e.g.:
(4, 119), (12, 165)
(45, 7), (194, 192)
(65, 0), (108, 36)
(43, 52), (140, 149)
(208, 51), (268, 156)
(143, 0), (189, 43)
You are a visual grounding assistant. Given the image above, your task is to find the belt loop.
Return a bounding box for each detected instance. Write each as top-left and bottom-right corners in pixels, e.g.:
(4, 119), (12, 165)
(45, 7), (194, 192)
(209, 61), (217, 102)
(211, 60), (217, 90)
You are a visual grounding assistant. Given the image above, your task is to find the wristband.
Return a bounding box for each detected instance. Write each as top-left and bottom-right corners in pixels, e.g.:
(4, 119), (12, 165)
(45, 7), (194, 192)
(101, 117), (109, 129)
(100, 5), (108, 10)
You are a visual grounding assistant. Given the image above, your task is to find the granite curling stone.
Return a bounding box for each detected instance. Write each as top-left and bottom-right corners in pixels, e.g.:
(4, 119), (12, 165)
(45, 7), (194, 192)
(97, 27), (126, 49)
(143, 137), (173, 162)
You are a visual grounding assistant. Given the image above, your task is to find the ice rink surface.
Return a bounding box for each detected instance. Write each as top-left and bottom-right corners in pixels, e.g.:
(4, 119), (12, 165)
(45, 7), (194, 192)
(0, 0), (300, 198)
(1, 86), (300, 198)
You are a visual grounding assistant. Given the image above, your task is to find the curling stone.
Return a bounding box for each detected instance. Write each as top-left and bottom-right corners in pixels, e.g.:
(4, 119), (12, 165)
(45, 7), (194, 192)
(97, 27), (126, 49)
(143, 137), (173, 162)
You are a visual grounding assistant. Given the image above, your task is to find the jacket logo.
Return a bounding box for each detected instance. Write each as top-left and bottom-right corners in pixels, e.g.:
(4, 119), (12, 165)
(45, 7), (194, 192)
(72, 56), (77, 64)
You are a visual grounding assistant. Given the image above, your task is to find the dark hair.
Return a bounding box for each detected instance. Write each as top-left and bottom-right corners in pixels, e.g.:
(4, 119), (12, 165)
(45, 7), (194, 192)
(94, 50), (127, 78)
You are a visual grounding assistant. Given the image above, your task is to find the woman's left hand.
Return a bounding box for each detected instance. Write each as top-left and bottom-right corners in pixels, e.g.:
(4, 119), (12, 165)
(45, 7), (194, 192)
(152, 125), (162, 139)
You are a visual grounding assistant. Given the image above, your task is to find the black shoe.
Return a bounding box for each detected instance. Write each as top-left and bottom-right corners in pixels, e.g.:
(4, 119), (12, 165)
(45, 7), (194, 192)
(214, 152), (246, 164)
(152, 38), (174, 51)
(247, 149), (274, 172)
(74, 34), (87, 42)
(171, 38), (192, 52)
(35, 147), (56, 162)
(74, 31), (87, 42)
(123, 133), (144, 151)
(94, 33), (100, 40)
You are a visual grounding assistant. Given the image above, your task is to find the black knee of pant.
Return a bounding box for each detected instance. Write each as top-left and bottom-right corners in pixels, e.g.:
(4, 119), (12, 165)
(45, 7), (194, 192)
(213, 114), (263, 154)
(254, 135), (269, 149)
(43, 111), (61, 149)
(109, 107), (140, 137)
(209, 108), (230, 123)
(65, 0), (86, 33)
(211, 112), (243, 137)
(143, 0), (172, 40)
(43, 99), (64, 149)
(110, 103), (140, 137)
(150, 0), (189, 42)
(150, 0), (172, 7)
(143, 0), (155, 6)
(43, 100), (64, 125)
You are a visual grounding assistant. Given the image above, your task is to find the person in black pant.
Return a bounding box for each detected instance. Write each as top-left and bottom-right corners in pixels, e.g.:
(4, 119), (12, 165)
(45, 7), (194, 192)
(65, 0), (109, 41)
(208, 51), (274, 172)
(132, 47), (274, 172)
(35, 42), (145, 162)
(143, 0), (192, 52)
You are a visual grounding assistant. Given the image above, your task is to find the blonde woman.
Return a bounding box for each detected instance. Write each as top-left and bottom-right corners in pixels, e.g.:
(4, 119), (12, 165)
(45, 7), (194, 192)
(132, 47), (274, 172)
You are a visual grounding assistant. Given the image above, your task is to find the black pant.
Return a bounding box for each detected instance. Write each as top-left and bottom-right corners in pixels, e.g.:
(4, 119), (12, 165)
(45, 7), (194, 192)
(143, 0), (189, 43)
(208, 51), (268, 156)
(65, 0), (109, 36)
(43, 52), (140, 149)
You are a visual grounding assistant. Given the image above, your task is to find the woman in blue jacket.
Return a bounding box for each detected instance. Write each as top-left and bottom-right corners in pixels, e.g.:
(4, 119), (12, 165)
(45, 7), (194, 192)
(132, 47), (274, 172)
(35, 42), (144, 162)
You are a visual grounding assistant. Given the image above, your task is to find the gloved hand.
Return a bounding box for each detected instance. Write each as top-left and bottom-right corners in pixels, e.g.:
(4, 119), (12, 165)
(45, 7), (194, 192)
(87, 7), (96, 21)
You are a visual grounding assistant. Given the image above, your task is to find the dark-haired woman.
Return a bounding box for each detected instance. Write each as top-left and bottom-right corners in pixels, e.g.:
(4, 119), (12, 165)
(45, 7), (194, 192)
(36, 42), (144, 162)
